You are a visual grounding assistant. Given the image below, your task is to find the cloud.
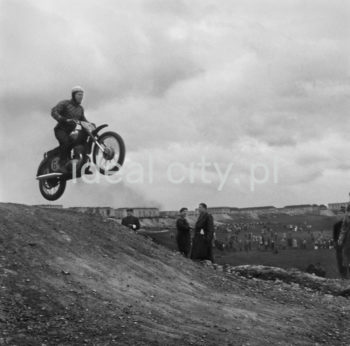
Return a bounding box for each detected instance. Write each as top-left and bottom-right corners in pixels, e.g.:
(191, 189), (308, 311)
(0, 0), (349, 209)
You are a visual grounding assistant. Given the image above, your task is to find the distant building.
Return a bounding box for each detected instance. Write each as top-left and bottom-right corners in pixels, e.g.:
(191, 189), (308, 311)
(187, 210), (199, 217)
(69, 207), (115, 217)
(113, 209), (125, 219)
(68, 207), (159, 219)
(283, 204), (320, 215)
(159, 210), (178, 218)
(34, 204), (63, 209)
(206, 207), (239, 214)
(119, 208), (160, 218)
(284, 204), (313, 209)
(160, 210), (200, 218)
(328, 202), (348, 211)
(69, 207), (90, 214)
(96, 207), (115, 217)
(239, 206), (276, 215)
(66, 202), (330, 219)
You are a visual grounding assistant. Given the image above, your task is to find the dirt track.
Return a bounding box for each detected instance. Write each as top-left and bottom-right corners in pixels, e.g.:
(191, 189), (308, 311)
(0, 203), (350, 345)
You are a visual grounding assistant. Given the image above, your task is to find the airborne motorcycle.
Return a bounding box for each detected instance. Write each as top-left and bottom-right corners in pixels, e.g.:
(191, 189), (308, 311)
(36, 121), (125, 201)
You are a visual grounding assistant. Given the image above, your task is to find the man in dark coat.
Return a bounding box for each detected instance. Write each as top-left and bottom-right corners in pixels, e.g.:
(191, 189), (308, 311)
(176, 207), (192, 257)
(191, 203), (214, 262)
(121, 209), (140, 231)
(333, 219), (347, 278)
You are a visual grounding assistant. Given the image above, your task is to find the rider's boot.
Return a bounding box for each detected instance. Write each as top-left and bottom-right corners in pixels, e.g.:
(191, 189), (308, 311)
(84, 166), (93, 175)
(82, 156), (93, 175)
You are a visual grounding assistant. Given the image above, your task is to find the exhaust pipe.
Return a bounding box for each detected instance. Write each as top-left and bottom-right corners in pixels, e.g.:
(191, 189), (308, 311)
(36, 172), (64, 180)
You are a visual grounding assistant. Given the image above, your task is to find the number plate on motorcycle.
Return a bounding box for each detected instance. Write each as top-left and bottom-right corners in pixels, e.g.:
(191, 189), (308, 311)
(51, 157), (60, 171)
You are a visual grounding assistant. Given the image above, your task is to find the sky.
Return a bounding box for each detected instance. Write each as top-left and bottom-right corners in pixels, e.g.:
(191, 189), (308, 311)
(0, 0), (349, 210)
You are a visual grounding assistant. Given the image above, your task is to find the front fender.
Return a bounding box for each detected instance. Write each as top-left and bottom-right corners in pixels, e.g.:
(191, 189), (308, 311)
(36, 157), (48, 177)
(92, 124), (108, 136)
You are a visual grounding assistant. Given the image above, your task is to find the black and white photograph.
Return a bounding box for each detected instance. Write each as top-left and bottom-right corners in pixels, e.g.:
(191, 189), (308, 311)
(1, 0), (350, 345)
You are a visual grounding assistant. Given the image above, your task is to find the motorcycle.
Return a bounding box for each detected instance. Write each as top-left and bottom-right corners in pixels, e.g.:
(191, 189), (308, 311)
(36, 121), (125, 201)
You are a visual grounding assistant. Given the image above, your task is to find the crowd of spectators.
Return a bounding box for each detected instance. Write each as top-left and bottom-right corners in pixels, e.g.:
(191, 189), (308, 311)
(212, 222), (334, 253)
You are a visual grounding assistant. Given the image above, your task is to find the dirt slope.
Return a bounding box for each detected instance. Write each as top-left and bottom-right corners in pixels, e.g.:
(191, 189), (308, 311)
(0, 203), (350, 346)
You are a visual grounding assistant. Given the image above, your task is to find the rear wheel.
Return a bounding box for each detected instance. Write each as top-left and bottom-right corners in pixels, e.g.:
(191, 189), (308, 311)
(92, 131), (125, 175)
(38, 164), (66, 201)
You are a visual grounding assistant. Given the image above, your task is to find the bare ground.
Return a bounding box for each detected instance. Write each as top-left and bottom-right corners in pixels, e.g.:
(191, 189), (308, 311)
(0, 203), (350, 346)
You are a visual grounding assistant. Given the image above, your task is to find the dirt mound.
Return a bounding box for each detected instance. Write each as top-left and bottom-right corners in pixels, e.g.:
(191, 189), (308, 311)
(1, 203), (350, 346)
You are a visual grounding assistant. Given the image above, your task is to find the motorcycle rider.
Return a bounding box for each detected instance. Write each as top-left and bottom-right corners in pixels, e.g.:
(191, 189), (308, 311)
(51, 86), (91, 174)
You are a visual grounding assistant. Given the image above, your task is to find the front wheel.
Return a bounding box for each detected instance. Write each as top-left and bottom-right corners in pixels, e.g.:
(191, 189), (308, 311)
(38, 163), (66, 201)
(92, 131), (125, 175)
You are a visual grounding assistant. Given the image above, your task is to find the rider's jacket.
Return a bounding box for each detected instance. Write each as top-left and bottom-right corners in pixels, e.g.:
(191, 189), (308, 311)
(51, 99), (87, 132)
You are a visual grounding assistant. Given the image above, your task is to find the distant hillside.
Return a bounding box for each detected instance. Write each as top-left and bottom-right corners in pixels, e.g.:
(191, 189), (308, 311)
(0, 203), (349, 345)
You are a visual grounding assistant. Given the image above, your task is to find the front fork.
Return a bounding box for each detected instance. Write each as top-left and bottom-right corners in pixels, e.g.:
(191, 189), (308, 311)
(90, 134), (114, 160)
(90, 134), (105, 153)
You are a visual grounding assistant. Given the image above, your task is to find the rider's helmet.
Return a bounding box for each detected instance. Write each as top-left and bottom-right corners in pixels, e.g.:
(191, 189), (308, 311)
(72, 85), (84, 93)
(71, 86), (84, 99)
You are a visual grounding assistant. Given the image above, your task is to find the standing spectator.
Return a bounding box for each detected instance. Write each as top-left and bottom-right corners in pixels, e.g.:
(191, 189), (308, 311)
(176, 207), (192, 257)
(248, 235), (252, 251)
(264, 238), (269, 251)
(244, 236), (249, 252)
(261, 235), (265, 250)
(258, 236), (263, 251)
(121, 209), (140, 231)
(280, 237), (287, 250)
(302, 239), (307, 249)
(238, 239), (243, 252)
(314, 240), (319, 250)
(292, 238), (298, 249)
(191, 203), (215, 262)
(229, 236), (234, 250)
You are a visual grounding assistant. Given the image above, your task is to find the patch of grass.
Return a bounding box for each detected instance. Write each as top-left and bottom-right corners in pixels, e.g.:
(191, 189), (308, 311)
(216, 248), (339, 278)
(148, 231), (340, 279)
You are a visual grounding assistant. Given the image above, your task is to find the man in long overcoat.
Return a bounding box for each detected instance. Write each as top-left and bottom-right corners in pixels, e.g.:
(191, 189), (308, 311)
(191, 203), (214, 262)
